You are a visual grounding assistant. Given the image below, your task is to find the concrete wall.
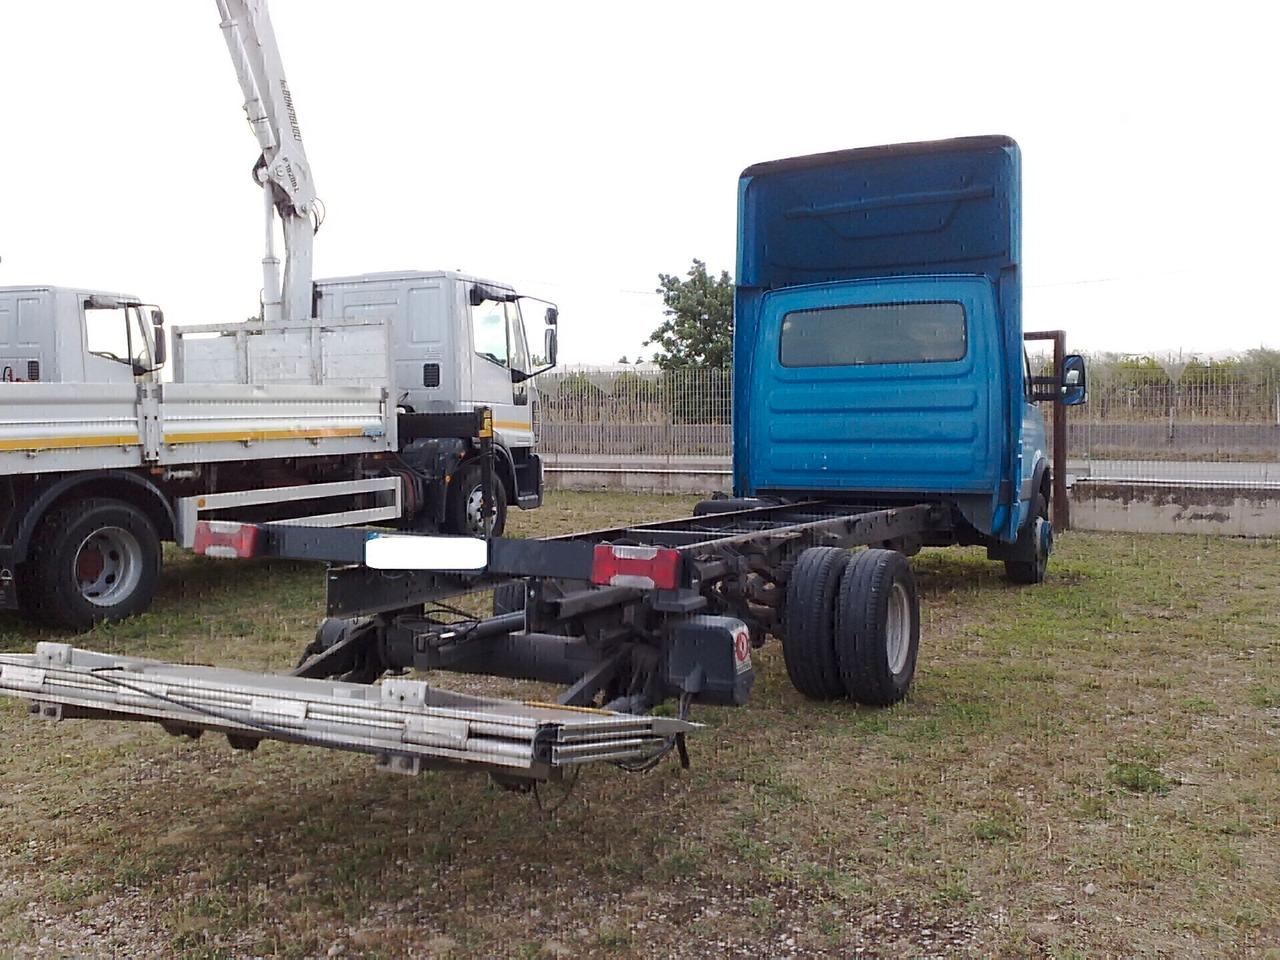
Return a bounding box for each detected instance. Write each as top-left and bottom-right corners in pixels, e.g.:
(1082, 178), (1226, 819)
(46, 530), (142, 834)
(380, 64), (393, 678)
(1068, 481), (1280, 537)
(544, 453), (730, 496)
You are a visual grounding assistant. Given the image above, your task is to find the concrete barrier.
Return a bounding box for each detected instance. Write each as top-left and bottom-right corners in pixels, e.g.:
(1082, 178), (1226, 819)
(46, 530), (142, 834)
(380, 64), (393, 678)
(1068, 480), (1280, 537)
(545, 467), (727, 495)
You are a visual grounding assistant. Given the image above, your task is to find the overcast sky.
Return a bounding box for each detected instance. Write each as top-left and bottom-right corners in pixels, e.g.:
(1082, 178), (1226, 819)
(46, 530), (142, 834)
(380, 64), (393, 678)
(1, 1), (1275, 364)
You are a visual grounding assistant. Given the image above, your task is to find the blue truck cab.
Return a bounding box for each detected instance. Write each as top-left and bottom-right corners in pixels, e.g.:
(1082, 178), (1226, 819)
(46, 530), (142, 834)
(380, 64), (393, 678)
(733, 136), (1085, 581)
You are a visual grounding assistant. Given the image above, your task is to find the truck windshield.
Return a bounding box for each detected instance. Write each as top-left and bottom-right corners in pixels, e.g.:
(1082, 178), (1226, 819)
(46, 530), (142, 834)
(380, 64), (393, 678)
(780, 301), (967, 367)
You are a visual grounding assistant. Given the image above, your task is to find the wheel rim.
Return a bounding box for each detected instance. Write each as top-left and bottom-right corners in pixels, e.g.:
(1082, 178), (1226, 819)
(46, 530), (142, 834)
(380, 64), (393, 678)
(463, 485), (493, 535)
(885, 580), (912, 675)
(73, 526), (143, 607)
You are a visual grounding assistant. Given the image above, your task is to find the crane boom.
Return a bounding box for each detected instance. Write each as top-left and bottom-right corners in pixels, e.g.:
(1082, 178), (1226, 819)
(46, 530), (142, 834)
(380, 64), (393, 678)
(215, 0), (318, 323)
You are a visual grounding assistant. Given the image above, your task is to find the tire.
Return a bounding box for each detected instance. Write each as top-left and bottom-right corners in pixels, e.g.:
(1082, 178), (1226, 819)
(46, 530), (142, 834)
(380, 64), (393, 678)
(1004, 493), (1051, 585)
(835, 549), (920, 706)
(23, 498), (162, 632)
(445, 461), (508, 538)
(780, 546), (851, 700)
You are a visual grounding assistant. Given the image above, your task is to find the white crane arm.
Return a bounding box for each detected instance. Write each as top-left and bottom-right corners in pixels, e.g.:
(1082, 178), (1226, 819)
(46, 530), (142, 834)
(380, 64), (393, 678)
(215, 0), (318, 322)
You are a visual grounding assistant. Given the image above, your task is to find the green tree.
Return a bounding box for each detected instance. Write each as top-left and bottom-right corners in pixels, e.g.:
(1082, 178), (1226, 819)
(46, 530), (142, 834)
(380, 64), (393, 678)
(644, 259), (734, 369)
(611, 370), (658, 405)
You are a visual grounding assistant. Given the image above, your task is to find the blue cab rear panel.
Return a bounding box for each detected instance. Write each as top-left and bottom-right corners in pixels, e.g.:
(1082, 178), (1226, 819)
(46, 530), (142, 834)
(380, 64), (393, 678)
(733, 136), (1024, 539)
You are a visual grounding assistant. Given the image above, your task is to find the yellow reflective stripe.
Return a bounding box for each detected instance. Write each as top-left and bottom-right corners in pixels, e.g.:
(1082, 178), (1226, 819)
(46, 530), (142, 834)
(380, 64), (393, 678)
(164, 426), (368, 444)
(522, 700), (615, 716)
(0, 434), (140, 451)
(492, 419), (531, 431)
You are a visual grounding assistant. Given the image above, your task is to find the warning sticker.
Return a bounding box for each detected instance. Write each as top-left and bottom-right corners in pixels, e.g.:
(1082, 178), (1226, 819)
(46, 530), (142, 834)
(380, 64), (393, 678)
(733, 627), (752, 674)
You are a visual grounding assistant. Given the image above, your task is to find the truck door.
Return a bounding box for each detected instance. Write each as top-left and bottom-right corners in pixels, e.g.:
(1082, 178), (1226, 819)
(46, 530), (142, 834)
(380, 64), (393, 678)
(468, 297), (533, 449)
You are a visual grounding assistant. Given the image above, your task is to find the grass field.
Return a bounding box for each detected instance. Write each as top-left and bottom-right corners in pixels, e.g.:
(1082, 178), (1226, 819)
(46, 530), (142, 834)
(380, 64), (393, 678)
(1, 491), (1278, 958)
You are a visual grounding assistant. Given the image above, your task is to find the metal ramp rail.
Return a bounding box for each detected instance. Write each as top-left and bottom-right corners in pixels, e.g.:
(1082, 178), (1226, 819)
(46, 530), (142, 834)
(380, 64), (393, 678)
(0, 644), (696, 781)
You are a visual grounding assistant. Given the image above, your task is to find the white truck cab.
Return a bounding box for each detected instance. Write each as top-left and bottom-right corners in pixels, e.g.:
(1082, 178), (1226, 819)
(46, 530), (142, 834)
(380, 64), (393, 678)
(0, 287), (166, 386)
(312, 270), (558, 457)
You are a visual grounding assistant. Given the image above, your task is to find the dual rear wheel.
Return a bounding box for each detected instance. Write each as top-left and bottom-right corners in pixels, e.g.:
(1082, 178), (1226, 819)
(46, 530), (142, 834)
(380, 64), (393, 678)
(781, 546), (920, 706)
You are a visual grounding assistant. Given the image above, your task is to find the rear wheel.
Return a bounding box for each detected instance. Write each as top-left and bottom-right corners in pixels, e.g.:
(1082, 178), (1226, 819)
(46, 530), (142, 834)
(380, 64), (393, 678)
(780, 546), (851, 699)
(22, 498), (162, 632)
(834, 549), (920, 706)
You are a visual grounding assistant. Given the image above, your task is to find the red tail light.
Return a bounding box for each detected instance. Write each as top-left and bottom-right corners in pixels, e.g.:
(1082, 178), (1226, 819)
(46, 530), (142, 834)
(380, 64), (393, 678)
(590, 544), (681, 590)
(192, 520), (263, 559)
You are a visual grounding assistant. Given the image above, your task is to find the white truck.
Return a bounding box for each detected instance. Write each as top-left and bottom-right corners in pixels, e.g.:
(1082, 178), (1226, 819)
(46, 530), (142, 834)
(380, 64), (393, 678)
(0, 2), (558, 631)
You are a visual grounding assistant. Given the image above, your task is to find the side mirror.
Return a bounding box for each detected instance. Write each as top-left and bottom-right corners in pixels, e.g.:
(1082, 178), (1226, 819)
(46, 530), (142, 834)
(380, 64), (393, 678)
(1061, 354), (1087, 405)
(153, 327), (167, 368)
(545, 306), (559, 326)
(544, 327), (558, 368)
(151, 308), (165, 327)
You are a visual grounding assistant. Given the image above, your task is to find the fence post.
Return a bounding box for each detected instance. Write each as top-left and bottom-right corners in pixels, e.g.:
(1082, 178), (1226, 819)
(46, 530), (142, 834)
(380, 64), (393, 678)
(1024, 330), (1070, 530)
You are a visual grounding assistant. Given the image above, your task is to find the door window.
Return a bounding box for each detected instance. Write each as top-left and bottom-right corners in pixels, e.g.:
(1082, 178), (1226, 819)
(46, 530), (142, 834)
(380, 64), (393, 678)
(126, 306), (153, 369)
(506, 301), (530, 405)
(85, 307), (133, 366)
(506, 302), (530, 372)
(472, 300), (509, 367)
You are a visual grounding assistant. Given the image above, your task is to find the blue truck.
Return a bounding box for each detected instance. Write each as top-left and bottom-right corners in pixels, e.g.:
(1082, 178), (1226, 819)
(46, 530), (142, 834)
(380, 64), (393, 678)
(730, 134), (1085, 579)
(0, 137), (1087, 784)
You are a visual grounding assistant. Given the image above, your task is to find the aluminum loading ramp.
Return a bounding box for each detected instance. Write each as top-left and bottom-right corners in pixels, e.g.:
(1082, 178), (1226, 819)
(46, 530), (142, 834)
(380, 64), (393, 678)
(0, 644), (697, 780)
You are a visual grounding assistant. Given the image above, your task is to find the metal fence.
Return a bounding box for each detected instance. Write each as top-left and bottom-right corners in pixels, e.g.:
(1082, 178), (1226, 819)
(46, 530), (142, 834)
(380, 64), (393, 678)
(539, 367), (731, 458)
(1038, 353), (1280, 484)
(539, 356), (1280, 484)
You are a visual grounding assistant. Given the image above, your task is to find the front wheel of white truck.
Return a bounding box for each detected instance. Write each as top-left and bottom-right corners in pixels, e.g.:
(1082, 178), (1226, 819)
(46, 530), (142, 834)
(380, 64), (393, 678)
(444, 462), (508, 538)
(21, 498), (162, 632)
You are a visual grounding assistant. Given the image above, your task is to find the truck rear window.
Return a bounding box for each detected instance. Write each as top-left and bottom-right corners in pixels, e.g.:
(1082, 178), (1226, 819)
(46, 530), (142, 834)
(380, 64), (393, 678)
(779, 301), (967, 367)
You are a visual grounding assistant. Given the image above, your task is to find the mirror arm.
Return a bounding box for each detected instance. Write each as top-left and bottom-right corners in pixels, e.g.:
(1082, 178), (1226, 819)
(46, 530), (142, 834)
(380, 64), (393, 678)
(525, 361), (557, 379)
